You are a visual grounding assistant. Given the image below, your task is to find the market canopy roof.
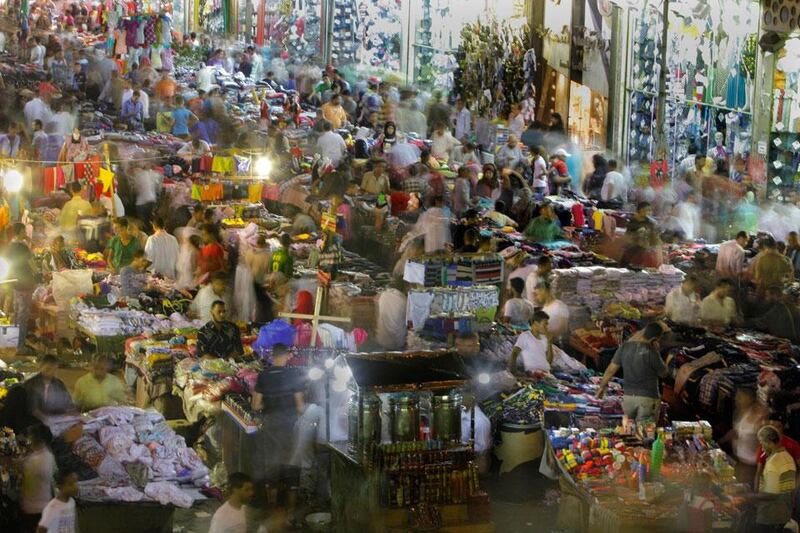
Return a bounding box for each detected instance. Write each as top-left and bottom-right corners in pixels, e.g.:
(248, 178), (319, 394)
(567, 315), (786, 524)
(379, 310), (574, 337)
(344, 350), (469, 393)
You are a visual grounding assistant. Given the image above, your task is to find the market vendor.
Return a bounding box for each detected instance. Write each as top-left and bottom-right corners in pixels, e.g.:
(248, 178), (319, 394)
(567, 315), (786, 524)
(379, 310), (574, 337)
(523, 203), (563, 243)
(72, 355), (128, 412)
(699, 278), (739, 328)
(525, 255), (553, 305)
(509, 311), (585, 373)
(104, 217), (141, 273)
(664, 274), (701, 325)
(751, 236), (794, 293)
(196, 300), (243, 359)
(25, 355), (75, 419)
(251, 343), (307, 489)
(190, 272), (231, 322)
(118, 250), (151, 298)
(596, 322), (672, 423)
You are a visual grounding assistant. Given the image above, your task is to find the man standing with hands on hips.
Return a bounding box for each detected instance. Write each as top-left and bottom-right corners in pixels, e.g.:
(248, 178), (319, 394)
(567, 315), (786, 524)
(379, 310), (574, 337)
(595, 322), (673, 423)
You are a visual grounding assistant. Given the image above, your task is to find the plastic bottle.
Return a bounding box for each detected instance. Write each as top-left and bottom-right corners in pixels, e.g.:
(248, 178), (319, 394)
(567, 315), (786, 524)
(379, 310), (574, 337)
(650, 432), (665, 479)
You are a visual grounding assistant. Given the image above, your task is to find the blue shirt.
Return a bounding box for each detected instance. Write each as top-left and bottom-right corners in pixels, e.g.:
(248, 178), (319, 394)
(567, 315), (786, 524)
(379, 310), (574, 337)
(171, 107), (192, 136)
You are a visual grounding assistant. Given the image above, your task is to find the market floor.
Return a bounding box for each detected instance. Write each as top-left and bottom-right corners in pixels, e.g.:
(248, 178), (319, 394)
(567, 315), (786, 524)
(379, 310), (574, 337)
(172, 475), (562, 533)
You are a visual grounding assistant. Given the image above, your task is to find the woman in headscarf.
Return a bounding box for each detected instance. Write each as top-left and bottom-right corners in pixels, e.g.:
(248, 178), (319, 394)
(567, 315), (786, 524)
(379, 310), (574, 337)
(475, 163), (499, 199)
(292, 290), (314, 326)
(376, 121), (397, 155)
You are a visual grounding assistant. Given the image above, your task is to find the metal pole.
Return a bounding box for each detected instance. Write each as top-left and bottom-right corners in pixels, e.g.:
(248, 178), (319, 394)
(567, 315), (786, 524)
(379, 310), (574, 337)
(654, 0), (670, 156)
(325, 370), (331, 443)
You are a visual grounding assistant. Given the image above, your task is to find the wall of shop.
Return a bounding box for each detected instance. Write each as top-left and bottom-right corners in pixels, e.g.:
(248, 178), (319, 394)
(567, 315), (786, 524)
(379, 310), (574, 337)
(534, 0), (615, 152)
(618, 0), (759, 183)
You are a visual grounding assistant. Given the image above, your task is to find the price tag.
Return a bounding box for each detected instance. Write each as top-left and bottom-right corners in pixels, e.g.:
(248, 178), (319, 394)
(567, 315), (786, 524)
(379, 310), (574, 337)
(777, 122), (786, 131)
(793, 141), (800, 151)
(774, 137), (783, 147)
(774, 176), (783, 185)
(773, 161), (784, 170)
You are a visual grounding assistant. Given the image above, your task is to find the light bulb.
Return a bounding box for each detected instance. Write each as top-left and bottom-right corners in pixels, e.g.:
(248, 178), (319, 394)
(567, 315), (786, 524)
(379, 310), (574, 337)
(0, 258), (9, 280)
(4, 169), (23, 193)
(477, 373), (490, 385)
(324, 358), (335, 369)
(254, 157), (272, 178)
(308, 367), (324, 381)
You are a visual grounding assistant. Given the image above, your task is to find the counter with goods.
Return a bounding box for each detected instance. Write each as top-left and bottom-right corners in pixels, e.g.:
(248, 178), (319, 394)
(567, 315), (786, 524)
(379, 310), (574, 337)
(330, 351), (494, 533)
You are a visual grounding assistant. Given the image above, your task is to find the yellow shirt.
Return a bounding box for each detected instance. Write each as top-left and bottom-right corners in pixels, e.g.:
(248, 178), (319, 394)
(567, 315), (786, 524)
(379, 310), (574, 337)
(321, 103), (348, 129)
(60, 196), (93, 230)
(73, 373), (127, 411)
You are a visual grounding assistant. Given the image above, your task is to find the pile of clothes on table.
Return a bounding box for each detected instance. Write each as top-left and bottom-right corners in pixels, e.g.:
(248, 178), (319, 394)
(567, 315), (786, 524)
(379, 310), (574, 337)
(44, 407), (208, 507)
(551, 265), (684, 315)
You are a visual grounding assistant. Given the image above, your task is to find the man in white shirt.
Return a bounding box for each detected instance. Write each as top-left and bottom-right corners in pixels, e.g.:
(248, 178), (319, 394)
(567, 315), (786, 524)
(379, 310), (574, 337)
(502, 277), (535, 326)
(209, 472), (254, 533)
(48, 101), (75, 138)
(600, 159), (628, 203)
(664, 275), (700, 325)
(509, 310), (584, 373)
(145, 218), (180, 279)
(29, 37), (46, 67)
(400, 195), (452, 254)
(525, 256), (553, 305)
(451, 99), (471, 141)
(716, 231), (749, 278)
(430, 122), (460, 160)
(190, 272), (231, 322)
(131, 163), (162, 225)
(316, 120), (347, 167)
(699, 278), (738, 327)
(376, 283), (407, 350)
(534, 281), (570, 342)
(37, 469), (78, 533)
(531, 146), (548, 194)
(23, 93), (53, 133)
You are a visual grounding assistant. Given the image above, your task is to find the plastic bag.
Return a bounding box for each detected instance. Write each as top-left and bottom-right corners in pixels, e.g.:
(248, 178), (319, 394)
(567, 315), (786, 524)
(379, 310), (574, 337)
(52, 269), (93, 307)
(252, 320), (296, 355)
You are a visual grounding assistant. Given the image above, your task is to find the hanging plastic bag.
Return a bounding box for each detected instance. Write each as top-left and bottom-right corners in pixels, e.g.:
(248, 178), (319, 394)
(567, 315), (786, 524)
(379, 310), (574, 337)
(52, 269), (93, 307)
(252, 320), (296, 355)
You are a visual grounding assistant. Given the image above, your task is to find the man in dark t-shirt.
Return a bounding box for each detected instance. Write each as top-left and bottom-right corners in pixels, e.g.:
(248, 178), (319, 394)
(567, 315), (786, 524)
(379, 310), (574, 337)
(251, 344), (307, 484)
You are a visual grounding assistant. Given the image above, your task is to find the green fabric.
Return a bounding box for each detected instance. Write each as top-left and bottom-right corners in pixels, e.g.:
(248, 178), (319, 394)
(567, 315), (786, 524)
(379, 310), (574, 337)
(270, 248), (293, 278)
(524, 217), (563, 243)
(108, 236), (141, 271)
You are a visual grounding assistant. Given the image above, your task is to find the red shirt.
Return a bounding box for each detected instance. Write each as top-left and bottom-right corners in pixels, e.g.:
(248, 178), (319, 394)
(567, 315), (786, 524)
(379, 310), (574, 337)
(552, 160), (568, 176)
(197, 242), (225, 277)
(756, 435), (800, 465)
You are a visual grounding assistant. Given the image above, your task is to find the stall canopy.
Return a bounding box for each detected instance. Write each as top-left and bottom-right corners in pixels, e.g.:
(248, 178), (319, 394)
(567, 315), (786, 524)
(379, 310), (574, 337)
(344, 350), (470, 393)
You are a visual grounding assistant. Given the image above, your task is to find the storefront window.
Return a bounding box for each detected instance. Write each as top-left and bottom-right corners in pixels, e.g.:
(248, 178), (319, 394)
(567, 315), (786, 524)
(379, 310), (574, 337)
(625, 0), (758, 179)
(330, 0), (403, 75)
(252, 0), (322, 65)
(768, 38), (800, 198)
(407, 0), (526, 89)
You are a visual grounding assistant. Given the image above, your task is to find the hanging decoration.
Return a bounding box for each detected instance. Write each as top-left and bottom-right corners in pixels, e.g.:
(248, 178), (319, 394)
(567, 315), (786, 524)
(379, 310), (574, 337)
(454, 18), (536, 119)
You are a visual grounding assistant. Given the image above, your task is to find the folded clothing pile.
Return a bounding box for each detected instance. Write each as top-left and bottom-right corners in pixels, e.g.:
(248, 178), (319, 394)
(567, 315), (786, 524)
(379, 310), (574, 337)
(46, 406), (208, 506)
